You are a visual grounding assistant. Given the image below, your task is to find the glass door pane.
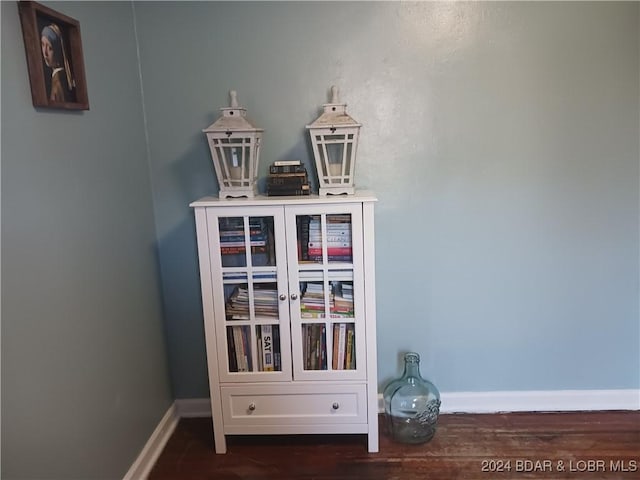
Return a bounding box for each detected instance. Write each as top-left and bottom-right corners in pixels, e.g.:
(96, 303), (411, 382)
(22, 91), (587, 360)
(296, 214), (353, 264)
(212, 211), (289, 380)
(288, 204), (364, 380)
(223, 276), (281, 373)
(296, 272), (357, 373)
(219, 216), (275, 267)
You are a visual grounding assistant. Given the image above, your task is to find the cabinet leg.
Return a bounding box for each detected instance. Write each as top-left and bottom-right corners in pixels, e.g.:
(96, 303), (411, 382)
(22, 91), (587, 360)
(367, 413), (379, 453)
(367, 436), (379, 453)
(214, 430), (227, 454)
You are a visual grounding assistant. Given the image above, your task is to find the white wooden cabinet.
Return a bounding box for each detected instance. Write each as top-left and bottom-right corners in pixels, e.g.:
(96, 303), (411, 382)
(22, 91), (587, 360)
(191, 191), (378, 453)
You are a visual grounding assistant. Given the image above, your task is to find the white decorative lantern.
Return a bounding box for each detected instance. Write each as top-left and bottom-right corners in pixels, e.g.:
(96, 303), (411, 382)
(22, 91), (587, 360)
(203, 90), (263, 198)
(306, 86), (361, 195)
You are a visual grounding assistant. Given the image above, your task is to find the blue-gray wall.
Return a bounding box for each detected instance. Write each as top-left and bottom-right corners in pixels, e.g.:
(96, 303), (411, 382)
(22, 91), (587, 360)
(134, 1), (639, 398)
(1, 2), (172, 479)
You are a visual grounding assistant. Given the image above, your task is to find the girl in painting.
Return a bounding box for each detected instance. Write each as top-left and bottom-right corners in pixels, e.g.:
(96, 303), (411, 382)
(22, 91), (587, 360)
(40, 23), (75, 102)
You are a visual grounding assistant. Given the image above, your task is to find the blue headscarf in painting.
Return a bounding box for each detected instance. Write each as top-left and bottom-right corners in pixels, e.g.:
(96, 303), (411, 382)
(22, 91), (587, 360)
(40, 23), (74, 90)
(41, 25), (59, 46)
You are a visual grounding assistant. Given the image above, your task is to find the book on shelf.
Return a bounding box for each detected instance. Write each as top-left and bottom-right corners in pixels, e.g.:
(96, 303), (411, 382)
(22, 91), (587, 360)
(273, 325), (281, 371)
(335, 323), (346, 370)
(302, 323), (327, 370)
(227, 328), (238, 372)
(256, 333), (263, 372)
(307, 254), (353, 262)
(259, 324), (275, 371)
(307, 247), (352, 257)
(345, 325), (354, 370)
(307, 241), (351, 248)
(297, 215), (312, 260)
(332, 323), (355, 370)
(232, 326), (248, 372)
(301, 311), (353, 319)
(220, 240), (267, 248)
(219, 233), (267, 244)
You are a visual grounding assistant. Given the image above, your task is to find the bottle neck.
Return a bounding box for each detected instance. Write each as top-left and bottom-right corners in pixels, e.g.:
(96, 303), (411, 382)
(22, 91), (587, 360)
(403, 360), (421, 379)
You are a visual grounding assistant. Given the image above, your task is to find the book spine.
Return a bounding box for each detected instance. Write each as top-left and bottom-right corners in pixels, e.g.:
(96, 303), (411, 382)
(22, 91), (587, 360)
(308, 247), (352, 256)
(267, 189), (311, 197)
(310, 325), (318, 370)
(273, 325), (281, 371)
(219, 234), (267, 243)
(261, 324), (274, 371)
(337, 323), (346, 370)
(308, 241), (351, 248)
(270, 164), (306, 173)
(345, 325), (354, 370)
(233, 326), (246, 372)
(219, 240), (267, 248)
(321, 324), (327, 369)
(256, 326), (264, 372)
(242, 326), (251, 371)
(332, 324), (339, 370)
(300, 216), (310, 261)
(227, 327), (238, 372)
(273, 160), (301, 167)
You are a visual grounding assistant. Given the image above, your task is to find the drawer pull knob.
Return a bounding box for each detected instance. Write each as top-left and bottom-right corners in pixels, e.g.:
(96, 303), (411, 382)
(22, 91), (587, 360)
(279, 294), (287, 301)
(248, 402), (256, 411)
(332, 402), (340, 410)
(290, 293), (298, 301)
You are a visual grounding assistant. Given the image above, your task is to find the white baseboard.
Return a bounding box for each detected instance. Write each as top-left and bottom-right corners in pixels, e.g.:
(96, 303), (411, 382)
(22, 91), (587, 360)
(175, 389), (640, 419)
(437, 389), (640, 413)
(122, 404), (179, 480)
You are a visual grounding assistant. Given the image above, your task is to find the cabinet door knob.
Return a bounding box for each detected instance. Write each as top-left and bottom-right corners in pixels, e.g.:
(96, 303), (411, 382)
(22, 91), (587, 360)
(279, 294), (287, 301)
(332, 402), (340, 410)
(290, 293), (298, 301)
(248, 402), (256, 411)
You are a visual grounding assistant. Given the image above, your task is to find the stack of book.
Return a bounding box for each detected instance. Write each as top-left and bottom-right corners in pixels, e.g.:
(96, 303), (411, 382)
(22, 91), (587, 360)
(299, 281), (354, 318)
(267, 160), (310, 196)
(332, 282), (354, 316)
(300, 282), (328, 317)
(308, 214), (352, 262)
(218, 217), (271, 267)
(225, 284), (279, 320)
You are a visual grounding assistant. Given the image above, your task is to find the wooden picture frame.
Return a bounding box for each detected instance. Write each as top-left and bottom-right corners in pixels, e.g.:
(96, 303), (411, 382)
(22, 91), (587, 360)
(18, 1), (89, 110)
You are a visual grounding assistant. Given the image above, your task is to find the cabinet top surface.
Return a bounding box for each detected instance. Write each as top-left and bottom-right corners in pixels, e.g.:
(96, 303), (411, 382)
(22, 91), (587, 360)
(190, 190), (377, 208)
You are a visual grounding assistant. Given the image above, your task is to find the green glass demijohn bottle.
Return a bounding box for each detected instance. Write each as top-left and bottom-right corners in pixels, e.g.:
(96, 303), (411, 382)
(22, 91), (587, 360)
(383, 352), (441, 444)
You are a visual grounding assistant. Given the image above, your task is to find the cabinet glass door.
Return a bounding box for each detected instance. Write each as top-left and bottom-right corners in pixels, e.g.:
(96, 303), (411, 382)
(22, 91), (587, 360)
(208, 207), (291, 382)
(286, 205), (366, 380)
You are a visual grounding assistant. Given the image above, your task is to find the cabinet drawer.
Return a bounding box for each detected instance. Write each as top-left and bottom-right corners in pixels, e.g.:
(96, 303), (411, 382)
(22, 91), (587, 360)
(220, 384), (367, 426)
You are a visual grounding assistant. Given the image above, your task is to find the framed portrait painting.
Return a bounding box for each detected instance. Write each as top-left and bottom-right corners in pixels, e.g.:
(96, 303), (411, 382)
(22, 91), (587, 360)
(18, 1), (89, 110)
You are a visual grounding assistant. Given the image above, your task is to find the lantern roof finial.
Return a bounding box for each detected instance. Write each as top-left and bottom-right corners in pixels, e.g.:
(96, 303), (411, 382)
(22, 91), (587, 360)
(306, 86), (361, 130)
(202, 89), (263, 133)
(330, 86), (339, 104)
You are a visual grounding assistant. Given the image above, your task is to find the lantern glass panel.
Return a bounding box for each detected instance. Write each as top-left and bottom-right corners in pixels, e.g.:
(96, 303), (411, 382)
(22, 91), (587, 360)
(212, 137), (253, 187)
(315, 134), (355, 185)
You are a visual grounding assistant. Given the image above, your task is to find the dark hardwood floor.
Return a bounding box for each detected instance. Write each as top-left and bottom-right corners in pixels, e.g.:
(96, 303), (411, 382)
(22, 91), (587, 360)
(149, 411), (639, 479)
